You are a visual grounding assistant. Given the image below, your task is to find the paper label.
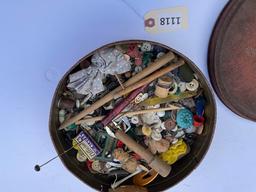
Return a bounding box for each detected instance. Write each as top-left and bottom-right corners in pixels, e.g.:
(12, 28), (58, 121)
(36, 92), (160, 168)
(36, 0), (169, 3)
(144, 7), (189, 33)
(74, 131), (101, 160)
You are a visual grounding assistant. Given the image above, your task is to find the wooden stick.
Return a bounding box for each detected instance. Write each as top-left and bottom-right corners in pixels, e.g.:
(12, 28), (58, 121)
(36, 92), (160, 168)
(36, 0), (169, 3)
(75, 106), (180, 125)
(113, 59), (185, 99)
(60, 52), (175, 129)
(114, 73), (125, 90)
(114, 130), (171, 177)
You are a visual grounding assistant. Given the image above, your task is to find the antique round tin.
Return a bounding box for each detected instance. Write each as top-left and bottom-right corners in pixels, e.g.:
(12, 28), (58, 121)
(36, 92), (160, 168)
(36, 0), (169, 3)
(50, 40), (216, 191)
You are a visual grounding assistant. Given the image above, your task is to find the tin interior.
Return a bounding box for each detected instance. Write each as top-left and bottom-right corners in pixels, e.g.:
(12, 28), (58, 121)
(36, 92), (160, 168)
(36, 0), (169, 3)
(49, 40), (216, 192)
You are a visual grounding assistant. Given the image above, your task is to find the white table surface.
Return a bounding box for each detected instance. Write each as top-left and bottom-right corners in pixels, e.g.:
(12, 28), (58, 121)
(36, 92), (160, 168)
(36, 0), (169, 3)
(0, 0), (255, 191)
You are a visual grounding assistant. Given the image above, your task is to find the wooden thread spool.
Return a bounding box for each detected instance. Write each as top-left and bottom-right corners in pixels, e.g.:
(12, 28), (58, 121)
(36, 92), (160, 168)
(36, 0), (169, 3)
(154, 76), (173, 98)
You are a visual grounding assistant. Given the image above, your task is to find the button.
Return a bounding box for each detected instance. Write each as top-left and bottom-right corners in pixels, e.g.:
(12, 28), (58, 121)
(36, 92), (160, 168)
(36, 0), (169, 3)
(154, 126), (165, 133)
(135, 93), (144, 104)
(140, 42), (152, 52)
(176, 108), (193, 129)
(58, 109), (66, 123)
(141, 93), (149, 100)
(76, 151), (87, 162)
(124, 71), (132, 78)
(172, 125), (178, 132)
(131, 116), (139, 124)
(184, 126), (196, 134)
(156, 111), (165, 117)
(134, 66), (143, 73)
(163, 119), (177, 131)
(91, 160), (104, 173)
(169, 81), (178, 94)
(178, 82), (186, 92)
(175, 130), (185, 138)
(151, 130), (162, 141)
(172, 138), (179, 144)
(186, 79), (199, 91)
(142, 125), (152, 136)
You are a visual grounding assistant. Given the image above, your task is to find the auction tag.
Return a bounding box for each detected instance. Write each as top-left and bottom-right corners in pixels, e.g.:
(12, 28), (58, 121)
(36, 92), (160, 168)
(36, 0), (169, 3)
(144, 7), (188, 33)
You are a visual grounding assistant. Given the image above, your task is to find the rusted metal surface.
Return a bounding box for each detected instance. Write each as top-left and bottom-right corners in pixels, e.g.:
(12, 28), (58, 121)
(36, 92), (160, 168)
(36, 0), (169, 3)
(208, 0), (256, 122)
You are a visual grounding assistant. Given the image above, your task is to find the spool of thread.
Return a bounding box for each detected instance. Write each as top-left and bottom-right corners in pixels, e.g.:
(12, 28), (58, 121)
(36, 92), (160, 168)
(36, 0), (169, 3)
(154, 76), (173, 98)
(58, 97), (75, 110)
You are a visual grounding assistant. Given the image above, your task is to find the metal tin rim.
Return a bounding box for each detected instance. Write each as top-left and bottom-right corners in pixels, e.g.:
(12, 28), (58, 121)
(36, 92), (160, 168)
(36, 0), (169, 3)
(49, 39), (217, 191)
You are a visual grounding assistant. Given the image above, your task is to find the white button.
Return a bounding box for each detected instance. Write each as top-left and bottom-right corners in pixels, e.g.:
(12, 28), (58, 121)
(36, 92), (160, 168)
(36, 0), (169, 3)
(186, 79), (199, 91)
(151, 130), (162, 141)
(157, 111), (165, 117)
(76, 151), (87, 162)
(178, 82), (187, 92)
(169, 81), (178, 94)
(141, 42), (152, 52)
(131, 116), (139, 124)
(135, 93), (144, 104)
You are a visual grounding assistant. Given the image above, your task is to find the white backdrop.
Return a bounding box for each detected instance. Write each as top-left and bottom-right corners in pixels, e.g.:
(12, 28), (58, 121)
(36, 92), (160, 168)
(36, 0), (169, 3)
(0, 0), (255, 191)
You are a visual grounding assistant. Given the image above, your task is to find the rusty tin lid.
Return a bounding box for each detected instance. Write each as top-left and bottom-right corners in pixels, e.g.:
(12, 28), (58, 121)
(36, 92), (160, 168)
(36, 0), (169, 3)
(208, 0), (256, 122)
